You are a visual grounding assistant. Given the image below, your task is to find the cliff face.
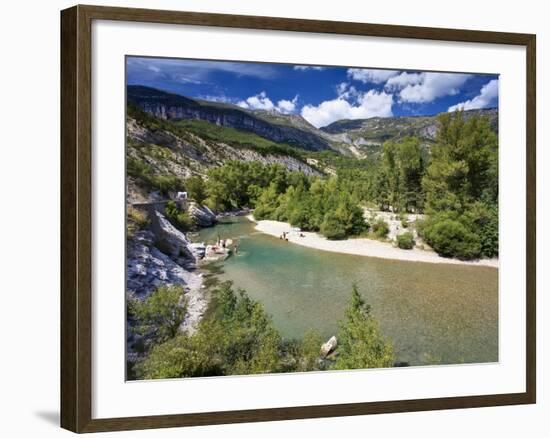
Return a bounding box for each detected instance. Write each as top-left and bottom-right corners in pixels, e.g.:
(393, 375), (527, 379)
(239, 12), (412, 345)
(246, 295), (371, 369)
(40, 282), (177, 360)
(128, 85), (330, 151)
(125, 113), (322, 203)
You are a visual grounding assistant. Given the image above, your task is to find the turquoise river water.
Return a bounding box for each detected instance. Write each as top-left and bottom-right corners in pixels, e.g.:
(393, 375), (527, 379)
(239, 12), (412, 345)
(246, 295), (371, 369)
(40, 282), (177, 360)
(197, 216), (498, 366)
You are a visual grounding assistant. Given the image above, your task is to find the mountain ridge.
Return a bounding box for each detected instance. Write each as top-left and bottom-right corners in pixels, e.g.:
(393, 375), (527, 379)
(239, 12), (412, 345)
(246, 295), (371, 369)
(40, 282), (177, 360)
(127, 85), (498, 159)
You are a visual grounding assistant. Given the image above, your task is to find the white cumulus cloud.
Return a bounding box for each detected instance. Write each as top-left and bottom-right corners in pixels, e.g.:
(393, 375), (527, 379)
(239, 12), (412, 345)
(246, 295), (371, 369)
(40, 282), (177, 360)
(384, 71), (423, 90)
(393, 72), (471, 103)
(237, 91), (275, 110)
(237, 92), (299, 114)
(347, 68), (399, 84)
(276, 95), (299, 113)
(448, 79), (499, 112)
(301, 90), (393, 128)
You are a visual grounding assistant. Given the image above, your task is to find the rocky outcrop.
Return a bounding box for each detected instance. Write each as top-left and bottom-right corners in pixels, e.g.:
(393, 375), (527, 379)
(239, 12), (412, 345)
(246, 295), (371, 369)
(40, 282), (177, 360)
(320, 336), (337, 358)
(126, 224), (207, 334)
(126, 230), (201, 297)
(149, 210), (195, 260)
(188, 202), (217, 227)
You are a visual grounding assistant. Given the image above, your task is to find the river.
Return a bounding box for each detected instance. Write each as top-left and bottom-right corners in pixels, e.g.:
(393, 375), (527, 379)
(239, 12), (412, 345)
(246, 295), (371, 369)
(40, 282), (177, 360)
(196, 215), (498, 366)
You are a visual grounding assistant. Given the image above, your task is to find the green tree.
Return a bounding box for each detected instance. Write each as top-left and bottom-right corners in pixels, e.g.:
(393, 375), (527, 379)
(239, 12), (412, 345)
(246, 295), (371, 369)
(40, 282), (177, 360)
(296, 330), (323, 372)
(129, 285), (187, 345)
(423, 112), (498, 213)
(334, 286), (395, 370)
(185, 176), (207, 204)
(376, 137), (425, 212)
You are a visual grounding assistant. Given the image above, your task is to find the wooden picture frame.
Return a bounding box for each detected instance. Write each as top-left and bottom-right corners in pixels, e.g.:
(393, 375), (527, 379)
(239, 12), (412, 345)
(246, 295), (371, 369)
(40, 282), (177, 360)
(60, 4), (536, 433)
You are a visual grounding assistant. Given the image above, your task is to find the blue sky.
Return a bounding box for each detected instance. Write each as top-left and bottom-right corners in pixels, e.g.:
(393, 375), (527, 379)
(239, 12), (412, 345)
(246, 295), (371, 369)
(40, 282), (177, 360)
(127, 56), (499, 128)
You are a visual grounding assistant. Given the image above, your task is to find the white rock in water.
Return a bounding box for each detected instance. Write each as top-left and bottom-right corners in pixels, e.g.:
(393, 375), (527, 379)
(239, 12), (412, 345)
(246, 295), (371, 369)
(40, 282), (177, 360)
(320, 336), (337, 357)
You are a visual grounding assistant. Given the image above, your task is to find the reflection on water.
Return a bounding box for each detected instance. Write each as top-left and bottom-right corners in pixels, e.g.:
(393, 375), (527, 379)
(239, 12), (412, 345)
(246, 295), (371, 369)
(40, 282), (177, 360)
(197, 216), (498, 366)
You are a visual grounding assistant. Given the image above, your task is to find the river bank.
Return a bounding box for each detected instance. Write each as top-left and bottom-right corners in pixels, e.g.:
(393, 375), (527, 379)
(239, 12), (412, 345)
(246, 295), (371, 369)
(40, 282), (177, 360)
(248, 215), (498, 268)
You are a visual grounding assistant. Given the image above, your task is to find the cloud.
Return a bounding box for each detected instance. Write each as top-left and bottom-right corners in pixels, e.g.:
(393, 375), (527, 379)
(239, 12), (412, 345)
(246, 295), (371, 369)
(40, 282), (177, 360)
(384, 71), (423, 90)
(335, 82), (359, 100)
(237, 91), (275, 110)
(293, 66), (325, 71)
(276, 95), (299, 113)
(390, 72), (471, 103)
(237, 92), (299, 114)
(448, 79), (499, 112)
(301, 89), (393, 128)
(347, 68), (399, 84)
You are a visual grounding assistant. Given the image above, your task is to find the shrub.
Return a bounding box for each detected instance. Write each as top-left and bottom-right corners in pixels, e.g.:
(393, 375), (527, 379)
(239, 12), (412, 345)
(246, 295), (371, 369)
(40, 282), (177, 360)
(372, 218), (389, 239)
(463, 202), (499, 258)
(126, 206), (149, 238)
(399, 213), (409, 228)
(128, 285), (187, 346)
(423, 218), (481, 259)
(396, 232), (415, 249)
(320, 211), (347, 240)
(185, 176), (207, 204)
(165, 200), (194, 231)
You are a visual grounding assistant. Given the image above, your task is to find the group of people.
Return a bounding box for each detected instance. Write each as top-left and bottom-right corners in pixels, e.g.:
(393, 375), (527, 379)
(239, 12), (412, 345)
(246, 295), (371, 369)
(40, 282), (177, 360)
(216, 235), (238, 253)
(279, 231), (306, 240)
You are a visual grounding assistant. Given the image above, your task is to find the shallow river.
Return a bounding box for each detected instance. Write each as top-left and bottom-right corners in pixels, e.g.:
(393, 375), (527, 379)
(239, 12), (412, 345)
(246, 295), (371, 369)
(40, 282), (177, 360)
(197, 216), (498, 366)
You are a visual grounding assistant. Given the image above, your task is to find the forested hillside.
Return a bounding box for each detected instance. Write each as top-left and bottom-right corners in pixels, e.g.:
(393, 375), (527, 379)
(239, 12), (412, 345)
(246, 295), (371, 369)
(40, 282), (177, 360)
(126, 86), (498, 260)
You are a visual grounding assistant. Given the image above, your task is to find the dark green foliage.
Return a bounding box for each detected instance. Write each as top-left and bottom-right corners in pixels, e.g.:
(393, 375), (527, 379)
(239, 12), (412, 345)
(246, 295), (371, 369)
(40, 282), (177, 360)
(374, 137), (425, 212)
(204, 161), (290, 211)
(396, 232), (415, 250)
(185, 176), (207, 204)
(320, 211), (348, 240)
(203, 161), (367, 239)
(128, 285), (187, 346)
(420, 216), (481, 259)
(333, 285), (395, 370)
(423, 112), (498, 212)
(295, 330), (324, 372)
(135, 282), (284, 379)
(464, 202), (499, 258)
(419, 111), (499, 259)
(372, 218), (390, 239)
(164, 200), (194, 231)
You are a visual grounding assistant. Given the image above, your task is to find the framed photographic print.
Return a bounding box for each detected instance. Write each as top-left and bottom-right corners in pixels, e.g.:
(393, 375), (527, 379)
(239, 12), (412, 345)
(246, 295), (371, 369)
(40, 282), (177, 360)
(60, 4), (536, 433)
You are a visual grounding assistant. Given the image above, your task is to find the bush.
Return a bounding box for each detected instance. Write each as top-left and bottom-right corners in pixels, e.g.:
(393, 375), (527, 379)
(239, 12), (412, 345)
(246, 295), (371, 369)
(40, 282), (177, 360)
(463, 202), (499, 258)
(399, 213), (409, 228)
(128, 285), (187, 346)
(423, 218), (481, 259)
(126, 206), (149, 238)
(165, 200), (194, 231)
(185, 176), (207, 204)
(396, 232), (415, 250)
(372, 218), (389, 239)
(320, 212), (347, 240)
